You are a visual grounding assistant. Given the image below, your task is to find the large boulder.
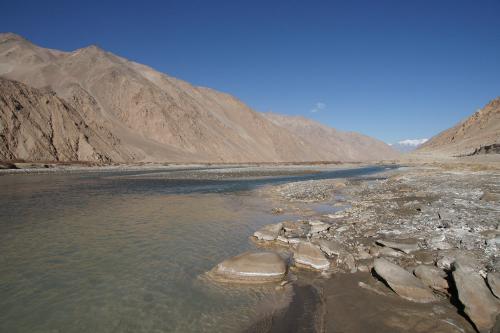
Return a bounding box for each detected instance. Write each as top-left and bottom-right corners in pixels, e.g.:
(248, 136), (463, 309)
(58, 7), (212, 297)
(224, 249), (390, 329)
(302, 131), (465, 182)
(453, 260), (500, 333)
(253, 222), (283, 241)
(373, 258), (437, 303)
(209, 252), (287, 283)
(293, 241), (330, 270)
(413, 265), (448, 292)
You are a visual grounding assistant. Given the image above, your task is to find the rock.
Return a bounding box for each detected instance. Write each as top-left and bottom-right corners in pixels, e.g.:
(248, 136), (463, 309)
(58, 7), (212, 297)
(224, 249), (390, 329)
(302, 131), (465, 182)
(373, 258), (437, 303)
(413, 265), (448, 291)
(487, 272), (500, 299)
(357, 249), (372, 260)
(293, 241), (330, 270)
(309, 220), (330, 234)
(276, 235), (301, 245)
(436, 250), (481, 271)
(376, 239), (420, 254)
(271, 207), (284, 214)
(429, 235), (454, 250)
(253, 222), (282, 241)
(316, 239), (344, 256)
(378, 246), (406, 258)
(452, 260), (500, 333)
(209, 252), (287, 283)
(481, 191), (500, 202)
(363, 229), (378, 238)
(487, 236), (500, 248)
(316, 239), (357, 272)
(369, 245), (381, 257)
(282, 221), (310, 238)
(334, 225), (350, 233)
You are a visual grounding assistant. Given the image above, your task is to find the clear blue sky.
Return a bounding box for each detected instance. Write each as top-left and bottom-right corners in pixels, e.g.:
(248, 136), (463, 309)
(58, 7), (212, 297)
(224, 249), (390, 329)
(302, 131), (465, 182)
(1, 0), (499, 143)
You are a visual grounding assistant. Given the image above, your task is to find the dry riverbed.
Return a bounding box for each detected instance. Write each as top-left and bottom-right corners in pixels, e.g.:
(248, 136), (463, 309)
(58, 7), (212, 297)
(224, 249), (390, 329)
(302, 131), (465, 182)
(208, 164), (500, 333)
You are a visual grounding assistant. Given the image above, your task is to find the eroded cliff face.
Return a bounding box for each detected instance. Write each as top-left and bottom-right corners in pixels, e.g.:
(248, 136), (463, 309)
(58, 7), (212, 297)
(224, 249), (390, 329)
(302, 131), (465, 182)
(417, 98), (500, 157)
(0, 78), (134, 162)
(0, 33), (398, 163)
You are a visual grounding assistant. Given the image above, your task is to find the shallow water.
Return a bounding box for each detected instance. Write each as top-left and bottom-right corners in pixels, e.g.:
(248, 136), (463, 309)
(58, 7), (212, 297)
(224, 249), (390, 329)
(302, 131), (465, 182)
(0, 166), (389, 332)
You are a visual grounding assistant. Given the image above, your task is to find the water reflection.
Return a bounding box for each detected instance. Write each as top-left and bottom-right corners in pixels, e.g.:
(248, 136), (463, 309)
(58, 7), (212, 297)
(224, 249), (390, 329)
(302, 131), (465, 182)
(0, 166), (390, 332)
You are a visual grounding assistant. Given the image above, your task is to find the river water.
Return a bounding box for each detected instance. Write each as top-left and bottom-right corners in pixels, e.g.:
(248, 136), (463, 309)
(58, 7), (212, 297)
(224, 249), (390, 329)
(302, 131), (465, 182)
(0, 165), (389, 332)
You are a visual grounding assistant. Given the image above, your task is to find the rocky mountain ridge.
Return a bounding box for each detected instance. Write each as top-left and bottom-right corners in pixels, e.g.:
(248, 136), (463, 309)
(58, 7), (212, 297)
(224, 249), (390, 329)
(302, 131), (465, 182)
(417, 98), (500, 157)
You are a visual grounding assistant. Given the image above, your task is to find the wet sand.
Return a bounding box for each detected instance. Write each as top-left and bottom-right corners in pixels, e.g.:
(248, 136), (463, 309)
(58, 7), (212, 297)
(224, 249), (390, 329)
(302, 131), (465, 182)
(244, 284), (322, 333)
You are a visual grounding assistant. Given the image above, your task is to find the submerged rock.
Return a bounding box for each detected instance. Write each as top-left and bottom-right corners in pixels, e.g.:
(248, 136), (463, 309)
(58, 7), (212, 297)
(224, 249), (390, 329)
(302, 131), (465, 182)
(413, 265), (448, 292)
(373, 258), (437, 303)
(452, 260), (500, 333)
(487, 272), (500, 299)
(293, 241), (330, 270)
(253, 222), (283, 241)
(376, 239), (420, 254)
(209, 252), (287, 283)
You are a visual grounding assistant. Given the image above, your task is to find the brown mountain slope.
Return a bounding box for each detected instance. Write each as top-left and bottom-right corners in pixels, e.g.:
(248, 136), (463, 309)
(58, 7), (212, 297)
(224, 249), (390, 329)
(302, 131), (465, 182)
(0, 78), (134, 162)
(417, 98), (500, 157)
(262, 113), (400, 161)
(0, 33), (397, 163)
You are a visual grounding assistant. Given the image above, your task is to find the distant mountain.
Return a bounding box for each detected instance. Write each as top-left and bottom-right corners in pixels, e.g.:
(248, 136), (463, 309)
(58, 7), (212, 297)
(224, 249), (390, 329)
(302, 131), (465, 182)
(416, 98), (500, 157)
(389, 138), (428, 153)
(262, 113), (399, 161)
(0, 33), (398, 163)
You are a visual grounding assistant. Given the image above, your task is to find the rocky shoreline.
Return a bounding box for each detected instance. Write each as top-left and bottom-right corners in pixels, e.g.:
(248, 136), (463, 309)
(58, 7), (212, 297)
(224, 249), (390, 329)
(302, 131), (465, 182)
(206, 164), (500, 333)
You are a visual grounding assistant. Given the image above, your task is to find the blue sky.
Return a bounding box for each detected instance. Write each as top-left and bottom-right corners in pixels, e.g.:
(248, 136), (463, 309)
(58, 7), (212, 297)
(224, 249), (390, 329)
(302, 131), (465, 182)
(1, 0), (499, 143)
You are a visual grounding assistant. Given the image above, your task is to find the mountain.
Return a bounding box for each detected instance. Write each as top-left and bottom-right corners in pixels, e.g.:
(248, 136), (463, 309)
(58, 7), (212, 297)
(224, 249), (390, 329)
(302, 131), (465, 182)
(262, 113), (399, 161)
(0, 78), (133, 162)
(0, 33), (398, 163)
(416, 98), (500, 157)
(389, 139), (428, 153)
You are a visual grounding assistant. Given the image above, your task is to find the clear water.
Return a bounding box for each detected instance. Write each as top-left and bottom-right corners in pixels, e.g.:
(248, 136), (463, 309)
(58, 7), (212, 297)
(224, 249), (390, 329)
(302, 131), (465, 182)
(0, 166), (389, 332)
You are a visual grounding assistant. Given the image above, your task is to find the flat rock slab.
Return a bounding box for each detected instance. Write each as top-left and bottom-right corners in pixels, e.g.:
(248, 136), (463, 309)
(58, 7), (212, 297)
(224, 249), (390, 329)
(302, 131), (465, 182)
(371, 245), (405, 258)
(309, 220), (330, 234)
(294, 241), (330, 270)
(316, 239), (356, 272)
(413, 265), (448, 291)
(488, 272), (500, 299)
(453, 260), (500, 333)
(376, 239), (420, 254)
(373, 258), (437, 303)
(210, 252), (287, 283)
(282, 221), (310, 238)
(253, 222), (283, 241)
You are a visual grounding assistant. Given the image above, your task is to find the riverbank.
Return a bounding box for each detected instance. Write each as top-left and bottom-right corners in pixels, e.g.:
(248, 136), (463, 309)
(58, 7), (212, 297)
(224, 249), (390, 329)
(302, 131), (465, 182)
(243, 163), (500, 332)
(0, 161), (378, 176)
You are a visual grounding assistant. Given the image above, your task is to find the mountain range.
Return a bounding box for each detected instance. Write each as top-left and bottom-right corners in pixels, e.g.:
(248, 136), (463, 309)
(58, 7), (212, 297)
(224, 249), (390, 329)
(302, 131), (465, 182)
(389, 139), (428, 153)
(0, 33), (399, 164)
